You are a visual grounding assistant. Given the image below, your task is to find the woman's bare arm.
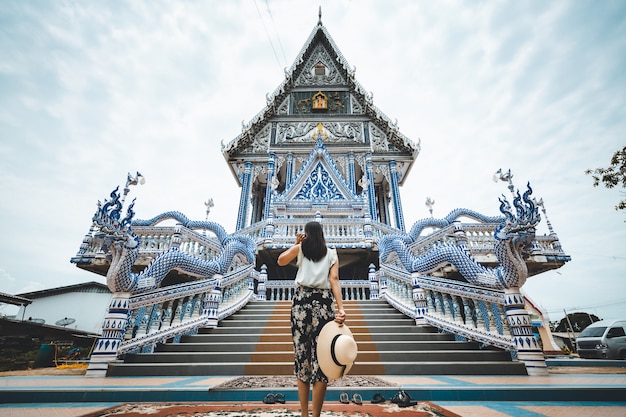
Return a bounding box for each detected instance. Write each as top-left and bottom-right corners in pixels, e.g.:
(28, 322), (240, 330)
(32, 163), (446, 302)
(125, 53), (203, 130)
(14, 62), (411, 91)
(277, 233), (305, 266)
(328, 261), (345, 324)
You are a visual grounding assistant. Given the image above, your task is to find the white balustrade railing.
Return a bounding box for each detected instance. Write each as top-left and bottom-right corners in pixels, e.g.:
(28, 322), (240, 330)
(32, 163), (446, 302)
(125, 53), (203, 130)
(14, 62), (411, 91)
(238, 216), (402, 249)
(80, 212), (564, 374)
(118, 264), (255, 355)
(379, 264), (516, 351)
(263, 279), (371, 302)
(407, 222), (567, 267)
(77, 225), (225, 262)
(264, 217), (374, 248)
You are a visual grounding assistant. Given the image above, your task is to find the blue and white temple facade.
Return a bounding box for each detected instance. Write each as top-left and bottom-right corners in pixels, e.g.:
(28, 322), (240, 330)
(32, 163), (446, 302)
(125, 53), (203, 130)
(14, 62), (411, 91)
(222, 19), (419, 291)
(72, 15), (570, 376)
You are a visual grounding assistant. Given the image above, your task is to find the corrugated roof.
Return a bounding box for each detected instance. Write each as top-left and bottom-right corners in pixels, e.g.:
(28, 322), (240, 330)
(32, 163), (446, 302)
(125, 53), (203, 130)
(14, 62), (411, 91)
(16, 281), (110, 299)
(0, 291), (32, 306)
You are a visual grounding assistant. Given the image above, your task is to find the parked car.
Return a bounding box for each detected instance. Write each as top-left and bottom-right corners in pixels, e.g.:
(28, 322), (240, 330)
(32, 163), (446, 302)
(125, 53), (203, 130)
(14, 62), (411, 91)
(576, 319), (626, 359)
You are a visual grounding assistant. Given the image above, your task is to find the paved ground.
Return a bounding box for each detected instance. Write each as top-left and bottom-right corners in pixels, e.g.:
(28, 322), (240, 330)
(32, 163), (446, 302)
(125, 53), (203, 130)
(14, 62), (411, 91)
(1, 366), (625, 416)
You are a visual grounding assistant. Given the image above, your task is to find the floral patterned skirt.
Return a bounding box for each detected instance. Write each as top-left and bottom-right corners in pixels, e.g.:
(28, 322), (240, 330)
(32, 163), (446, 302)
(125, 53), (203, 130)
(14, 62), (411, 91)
(291, 286), (335, 383)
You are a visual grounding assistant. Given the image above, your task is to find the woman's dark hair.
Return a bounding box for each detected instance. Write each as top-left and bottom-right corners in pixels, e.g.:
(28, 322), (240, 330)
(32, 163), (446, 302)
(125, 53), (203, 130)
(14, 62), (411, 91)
(301, 221), (327, 262)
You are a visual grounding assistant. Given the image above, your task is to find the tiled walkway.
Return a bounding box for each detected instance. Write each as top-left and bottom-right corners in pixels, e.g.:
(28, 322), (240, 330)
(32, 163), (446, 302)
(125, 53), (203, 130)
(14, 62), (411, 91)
(0, 373), (625, 416)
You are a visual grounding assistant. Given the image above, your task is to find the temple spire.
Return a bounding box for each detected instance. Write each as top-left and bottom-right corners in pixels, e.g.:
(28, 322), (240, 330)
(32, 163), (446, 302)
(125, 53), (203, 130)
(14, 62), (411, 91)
(318, 6), (322, 26)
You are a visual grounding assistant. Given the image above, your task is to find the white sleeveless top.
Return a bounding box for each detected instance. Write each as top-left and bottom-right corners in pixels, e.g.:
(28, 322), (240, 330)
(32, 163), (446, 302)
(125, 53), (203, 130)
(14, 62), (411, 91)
(295, 247), (338, 289)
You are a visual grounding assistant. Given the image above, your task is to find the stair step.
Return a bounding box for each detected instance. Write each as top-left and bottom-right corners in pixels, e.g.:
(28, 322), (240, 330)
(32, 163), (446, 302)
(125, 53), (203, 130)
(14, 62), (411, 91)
(198, 325), (440, 333)
(107, 360), (527, 377)
(158, 340), (477, 352)
(216, 319), (414, 327)
(183, 334), (293, 343)
(108, 300), (527, 377)
(123, 350), (511, 364)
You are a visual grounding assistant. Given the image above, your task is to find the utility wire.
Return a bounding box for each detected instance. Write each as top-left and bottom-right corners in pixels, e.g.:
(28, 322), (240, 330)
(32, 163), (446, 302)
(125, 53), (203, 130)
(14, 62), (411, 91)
(543, 298), (626, 315)
(253, 0), (286, 72)
(563, 250), (626, 261)
(264, 0), (288, 66)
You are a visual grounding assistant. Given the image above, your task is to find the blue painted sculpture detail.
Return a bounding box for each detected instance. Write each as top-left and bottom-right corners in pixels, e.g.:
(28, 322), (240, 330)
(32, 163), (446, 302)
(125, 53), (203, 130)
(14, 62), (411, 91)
(379, 183), (540, 289)
(294, 162), (346, 201)
(92, 188), (256, 293)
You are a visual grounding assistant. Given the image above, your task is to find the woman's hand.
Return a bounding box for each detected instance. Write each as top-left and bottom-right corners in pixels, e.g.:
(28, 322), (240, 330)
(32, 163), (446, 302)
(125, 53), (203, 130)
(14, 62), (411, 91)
(295, 233), (306, 245)
(334, 308), (346, 325)
(277, 235), (303, 267)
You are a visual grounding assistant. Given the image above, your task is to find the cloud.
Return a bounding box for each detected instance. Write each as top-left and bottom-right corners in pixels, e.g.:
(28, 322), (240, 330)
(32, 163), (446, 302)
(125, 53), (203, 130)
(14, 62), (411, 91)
(0, 267), (16, 284)
(0, 0), (624, 320)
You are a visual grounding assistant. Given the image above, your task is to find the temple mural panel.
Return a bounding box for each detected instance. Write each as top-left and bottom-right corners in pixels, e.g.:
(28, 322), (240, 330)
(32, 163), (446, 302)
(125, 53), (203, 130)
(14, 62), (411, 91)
(291, 91), (349, 115)
(276, 121), (363, 144)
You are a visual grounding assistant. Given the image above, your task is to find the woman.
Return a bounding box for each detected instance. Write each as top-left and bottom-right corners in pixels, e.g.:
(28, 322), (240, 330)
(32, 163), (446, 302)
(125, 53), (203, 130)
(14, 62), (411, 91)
(277, 221), (345, 417)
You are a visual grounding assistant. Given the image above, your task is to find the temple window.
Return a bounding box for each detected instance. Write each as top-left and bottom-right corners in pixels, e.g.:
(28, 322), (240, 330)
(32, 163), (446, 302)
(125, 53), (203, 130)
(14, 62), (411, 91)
(314, 61), (326, 76)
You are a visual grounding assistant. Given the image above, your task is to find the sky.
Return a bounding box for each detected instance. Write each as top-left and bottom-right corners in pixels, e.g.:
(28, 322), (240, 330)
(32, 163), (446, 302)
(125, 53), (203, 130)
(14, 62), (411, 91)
(1, 1), (625, 322)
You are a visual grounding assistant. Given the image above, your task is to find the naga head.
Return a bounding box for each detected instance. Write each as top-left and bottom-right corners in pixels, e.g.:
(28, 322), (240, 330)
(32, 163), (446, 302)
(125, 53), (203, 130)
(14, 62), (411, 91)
(494, 183), (541, 254)
(91, 187), (138, 252)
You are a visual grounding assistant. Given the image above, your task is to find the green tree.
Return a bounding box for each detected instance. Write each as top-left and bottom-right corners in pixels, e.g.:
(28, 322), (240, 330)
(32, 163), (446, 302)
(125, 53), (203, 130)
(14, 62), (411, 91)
(586, 146), (626, 211)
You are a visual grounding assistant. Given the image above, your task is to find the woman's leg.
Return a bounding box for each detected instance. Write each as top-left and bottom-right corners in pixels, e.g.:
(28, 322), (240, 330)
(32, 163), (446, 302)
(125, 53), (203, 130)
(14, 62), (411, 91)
(309, 290), (334, 416)
(292, 289), (313, 417)
(311, 381), (328, 417)
(297, 379), (310, 417)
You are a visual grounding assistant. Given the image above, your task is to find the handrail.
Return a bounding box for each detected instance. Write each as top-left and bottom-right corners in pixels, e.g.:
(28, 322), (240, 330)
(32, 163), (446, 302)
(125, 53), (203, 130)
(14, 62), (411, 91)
(117, 264), (255, 356)
(118, 316), (210, 356)
(379, 266), (516, 351)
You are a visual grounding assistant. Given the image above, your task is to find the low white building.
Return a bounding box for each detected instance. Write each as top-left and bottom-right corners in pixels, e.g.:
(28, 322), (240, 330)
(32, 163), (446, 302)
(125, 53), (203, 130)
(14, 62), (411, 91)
(15, 282), (112, 335)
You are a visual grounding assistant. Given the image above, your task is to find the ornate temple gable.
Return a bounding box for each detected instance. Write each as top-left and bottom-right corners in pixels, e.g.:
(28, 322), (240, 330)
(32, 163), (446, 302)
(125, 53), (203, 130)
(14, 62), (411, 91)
(279, 137), (356, 205)
(294, 43), (347, 87)
(293, 162), (347, 201)
(222, 16), (420, 184)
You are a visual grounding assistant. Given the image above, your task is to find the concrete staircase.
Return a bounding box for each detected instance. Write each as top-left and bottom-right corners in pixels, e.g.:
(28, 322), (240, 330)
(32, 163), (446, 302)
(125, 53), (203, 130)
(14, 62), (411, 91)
(107, 300), (527, 376)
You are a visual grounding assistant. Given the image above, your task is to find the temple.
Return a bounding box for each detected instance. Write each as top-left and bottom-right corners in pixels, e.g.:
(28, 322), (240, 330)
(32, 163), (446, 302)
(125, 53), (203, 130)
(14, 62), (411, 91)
(71, 14), (570, 377)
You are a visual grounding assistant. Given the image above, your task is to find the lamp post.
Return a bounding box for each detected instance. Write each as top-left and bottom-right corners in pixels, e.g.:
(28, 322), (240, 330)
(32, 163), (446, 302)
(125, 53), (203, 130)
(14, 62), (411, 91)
(425, 196), (435, 218)
(204, 198), (214, 222)
(202, 198), (214, 237)
(492, 168), (515, 194)
(121, 171), (145, 204)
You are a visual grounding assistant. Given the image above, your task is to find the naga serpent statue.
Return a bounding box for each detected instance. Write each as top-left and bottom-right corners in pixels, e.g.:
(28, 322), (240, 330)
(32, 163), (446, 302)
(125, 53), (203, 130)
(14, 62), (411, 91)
(378, 183), (541, 290)
(91, 187), (256, 293)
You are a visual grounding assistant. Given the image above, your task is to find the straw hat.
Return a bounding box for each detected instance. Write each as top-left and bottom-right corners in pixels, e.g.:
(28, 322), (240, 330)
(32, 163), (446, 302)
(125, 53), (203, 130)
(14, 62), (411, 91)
(317, 321), (358, 379)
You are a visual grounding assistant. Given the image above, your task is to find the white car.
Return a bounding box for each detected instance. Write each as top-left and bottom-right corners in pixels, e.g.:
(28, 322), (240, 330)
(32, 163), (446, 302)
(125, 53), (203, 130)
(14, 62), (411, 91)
(576, 319), (626, 360)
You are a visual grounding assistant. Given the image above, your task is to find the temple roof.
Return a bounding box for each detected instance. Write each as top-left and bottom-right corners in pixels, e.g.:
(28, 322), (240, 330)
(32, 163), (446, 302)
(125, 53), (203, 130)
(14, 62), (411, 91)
(222, 18), (420, 163)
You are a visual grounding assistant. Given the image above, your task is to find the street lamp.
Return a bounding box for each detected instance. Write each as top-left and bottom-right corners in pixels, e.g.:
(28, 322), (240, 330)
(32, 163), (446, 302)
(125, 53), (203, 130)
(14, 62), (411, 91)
(425, 196), (435, 218)
(204, 198), (214, 221)
(121, 172), (145, 204)
(493, 168), (515, 194)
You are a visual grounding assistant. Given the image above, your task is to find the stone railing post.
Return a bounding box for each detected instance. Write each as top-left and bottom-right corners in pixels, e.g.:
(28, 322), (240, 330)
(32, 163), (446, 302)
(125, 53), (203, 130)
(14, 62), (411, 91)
(504, 288), (547, 375)
(411, 272), (427, 326)
(203, 276), (223, 328)
(86, 292), (131, 377)
(364, 215), (373, 245)
(264, 214), (274, 245)
(379, 271), (387, 296)
(368, 264), (379, 300)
